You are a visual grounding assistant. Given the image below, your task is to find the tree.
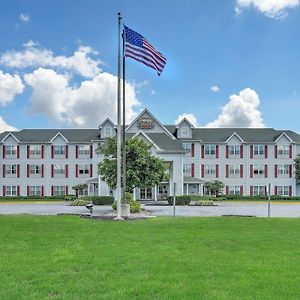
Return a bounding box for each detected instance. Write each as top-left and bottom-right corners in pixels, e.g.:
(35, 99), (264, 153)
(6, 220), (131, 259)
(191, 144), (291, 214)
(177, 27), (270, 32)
(204, 180), (224, 197)
(98, 138), (169, 192)
(294, 154), (300, 182)
(72, 184), (87, 197)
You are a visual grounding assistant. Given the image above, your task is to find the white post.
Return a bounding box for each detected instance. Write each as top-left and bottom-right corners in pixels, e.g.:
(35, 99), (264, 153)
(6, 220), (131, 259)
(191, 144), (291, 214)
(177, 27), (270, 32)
(186, 183), (189, 195)
(98, 175), (101, 196)
(133, 188), (136, 201)
(154, 185), (157, 201)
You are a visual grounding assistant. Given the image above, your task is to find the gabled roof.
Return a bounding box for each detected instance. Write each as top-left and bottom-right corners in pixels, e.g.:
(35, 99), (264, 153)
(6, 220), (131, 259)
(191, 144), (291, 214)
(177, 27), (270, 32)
(125, 108), (176, 140)
(133, 131), (162, 151)
(50, 132), (69, 143)
(225, 132), (244, 143)
(98, 118), (116, 129)
(176, 118), (195, 129)
(1, 132), (20, 143)
(274, 132), (293, 143)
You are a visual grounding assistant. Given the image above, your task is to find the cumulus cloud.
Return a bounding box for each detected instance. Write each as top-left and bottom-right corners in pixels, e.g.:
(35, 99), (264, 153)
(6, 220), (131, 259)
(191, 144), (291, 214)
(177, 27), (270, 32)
(0, 43), (102, 78)
(0, 71), (24, 106)
(20, 13), (30, 22)
(210, 86), (220, 93)
(0, 116), (17, 133)
(236, 0), (299, 18)
(175, 113), (198, 127)
(24, 67), (140, 127)
(206, 88), (265, 128)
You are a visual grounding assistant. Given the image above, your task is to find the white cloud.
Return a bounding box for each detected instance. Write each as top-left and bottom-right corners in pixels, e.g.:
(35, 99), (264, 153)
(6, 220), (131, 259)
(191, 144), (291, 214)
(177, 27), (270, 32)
(20, 13), (30, 22)
(24, 67), (140, 127)
(0, 71), (24, 106)
(151, 90), (156, 95)
(0, 43), (102, 78)
(210, 86), (220, 93)
(206, 88), (265, 128)
(236, 0), (299, 18)
(175, 113), (198, 127)
(0, 116), (17, 133)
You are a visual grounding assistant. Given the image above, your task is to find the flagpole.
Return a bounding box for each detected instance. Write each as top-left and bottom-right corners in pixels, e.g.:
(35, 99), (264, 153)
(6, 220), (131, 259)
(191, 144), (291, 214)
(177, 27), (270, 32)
(115, 12), (123, 220)
(122, 23), (126, 202)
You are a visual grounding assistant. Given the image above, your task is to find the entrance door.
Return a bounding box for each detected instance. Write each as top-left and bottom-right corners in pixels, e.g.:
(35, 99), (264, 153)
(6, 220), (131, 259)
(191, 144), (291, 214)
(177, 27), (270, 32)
(140, 188), (153, 200)
(157, 184), (169, 200)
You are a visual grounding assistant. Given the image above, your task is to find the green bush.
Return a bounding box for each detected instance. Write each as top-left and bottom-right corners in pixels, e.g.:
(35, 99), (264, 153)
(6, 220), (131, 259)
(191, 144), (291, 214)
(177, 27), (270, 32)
(190, 195), (225, 201)
(194, 200), (214, 206)
(0, 195), (69, 201)
(81, 196), (114, 205)
(112, 192), (141, 213)
(167, 195), (192, 206)
(64, 195), (77, 201)
(69, 199), (89, 206)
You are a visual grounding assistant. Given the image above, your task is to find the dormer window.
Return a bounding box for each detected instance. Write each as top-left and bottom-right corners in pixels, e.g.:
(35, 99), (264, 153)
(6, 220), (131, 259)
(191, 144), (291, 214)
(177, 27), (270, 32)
(104, 127), (113, 138)
(180, 126), (189, 138)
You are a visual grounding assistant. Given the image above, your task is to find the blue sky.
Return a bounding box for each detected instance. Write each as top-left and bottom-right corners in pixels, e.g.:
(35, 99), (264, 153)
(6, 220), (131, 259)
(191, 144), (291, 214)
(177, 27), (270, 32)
(0, 0), (300, 132)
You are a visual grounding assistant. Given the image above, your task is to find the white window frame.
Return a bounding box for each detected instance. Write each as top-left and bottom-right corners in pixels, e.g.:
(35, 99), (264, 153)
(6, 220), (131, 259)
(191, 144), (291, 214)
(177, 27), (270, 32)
(278, 145), (289, 156)
(278, 164), (289, 175)
(5, 145), (17, 156)
(29, 186), (42, 196)
(6, 164), (17, 175)
(53, 186), (66, 195)
(54, 145), (66, 156)
(229, 145), (240, 156)
(54, 164), (66, 175)
(254, 145), (264, 156)
(182, 142), (192, 157)
(204, 145), (216, 156)
(30, 164), (42, 175)
(180, 126), (189, 138)
(253, 185), (265, 196)
(228, 186), (240, 195)
(253, 164), (264, 176)
(277, 186), (289, 196)
(78, 145), (90, 156)
(30, 145), (41, 156)
(205, 165), (216, 175)
(78, 164), (90, 175)
(229, 164), (240, 175)
(104, 127), (113, 138)
(183, 163), (192, 176)
(6, 185), (17, 196)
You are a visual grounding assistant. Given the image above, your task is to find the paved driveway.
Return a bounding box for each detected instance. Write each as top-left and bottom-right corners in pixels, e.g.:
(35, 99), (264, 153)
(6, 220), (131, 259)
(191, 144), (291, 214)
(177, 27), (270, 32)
(0, 201), (300, 218)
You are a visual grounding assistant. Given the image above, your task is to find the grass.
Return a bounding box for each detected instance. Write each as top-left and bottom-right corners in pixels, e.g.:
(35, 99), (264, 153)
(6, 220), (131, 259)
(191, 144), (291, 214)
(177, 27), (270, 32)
(1, 216), (300, 299)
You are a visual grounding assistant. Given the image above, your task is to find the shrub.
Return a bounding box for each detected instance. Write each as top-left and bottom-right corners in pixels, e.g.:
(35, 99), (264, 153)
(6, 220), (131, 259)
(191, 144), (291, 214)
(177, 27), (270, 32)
(112, 192), (141, 213)
(69, 199), (89, 206)
(81, 196), (114, 205)
(167, 195), (192, 206)
(194, 200), (214, 206)
(190, 195), (225, 201)
(64, 195), (77, 201)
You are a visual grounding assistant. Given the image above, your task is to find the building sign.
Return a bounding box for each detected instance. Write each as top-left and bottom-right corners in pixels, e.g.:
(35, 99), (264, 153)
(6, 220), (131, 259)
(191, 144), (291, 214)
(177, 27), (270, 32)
(138, 118), (155, 129)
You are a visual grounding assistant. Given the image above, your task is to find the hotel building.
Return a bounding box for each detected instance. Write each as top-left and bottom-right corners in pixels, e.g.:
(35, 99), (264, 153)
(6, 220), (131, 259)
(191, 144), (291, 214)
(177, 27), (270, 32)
(1, 109), (299, 200)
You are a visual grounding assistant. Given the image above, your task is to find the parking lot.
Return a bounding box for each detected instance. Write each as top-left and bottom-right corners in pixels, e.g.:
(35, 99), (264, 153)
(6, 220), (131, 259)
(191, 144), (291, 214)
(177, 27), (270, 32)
(0, 201), (300, 218)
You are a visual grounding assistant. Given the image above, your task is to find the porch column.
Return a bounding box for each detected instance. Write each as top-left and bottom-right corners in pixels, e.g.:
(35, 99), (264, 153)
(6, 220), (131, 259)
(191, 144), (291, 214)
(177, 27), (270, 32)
(154, 185), (157, 201)
(98, 175), (101, 196)
(133, 188), (136, 200)
(186, 183), (189, 195)
(198, 184), (201, 195)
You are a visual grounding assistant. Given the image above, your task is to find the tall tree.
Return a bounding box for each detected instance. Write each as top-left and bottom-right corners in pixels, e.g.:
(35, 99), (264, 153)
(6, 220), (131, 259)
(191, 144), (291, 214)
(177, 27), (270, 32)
(204, 180), (224, 197)
(98, 138), (169, 192)
(294, 154), (300, 182)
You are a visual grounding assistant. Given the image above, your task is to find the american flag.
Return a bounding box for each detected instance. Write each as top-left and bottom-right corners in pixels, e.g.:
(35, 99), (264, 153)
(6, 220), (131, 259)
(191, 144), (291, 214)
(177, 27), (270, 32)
(124, 25), (166, 76)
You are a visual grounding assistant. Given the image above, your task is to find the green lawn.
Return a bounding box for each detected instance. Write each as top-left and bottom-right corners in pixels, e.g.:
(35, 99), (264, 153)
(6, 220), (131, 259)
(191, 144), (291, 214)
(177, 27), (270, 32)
(1, 216), (300, 299)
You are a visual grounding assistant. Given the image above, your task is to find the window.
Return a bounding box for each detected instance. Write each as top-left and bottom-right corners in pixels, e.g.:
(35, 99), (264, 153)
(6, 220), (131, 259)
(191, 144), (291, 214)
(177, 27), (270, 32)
(54, 145), (66, 156)
(78, 145), (90, 156)
(254, 145), (264, 156)
(229, 145), (240, 156)
(6, 185), (17, 196)
(183, 164), (192, 176)
(204, 145), (216, 156)
(278, 145), (289, 156)
(205, 165), (216, 175)
(54, 165), (66, 175)
(30, 164), (42, 175)
(229, 164), (240, 175)
(53, 186), (66, 195)
(29, 186), (42, 196)
(30, 145), (41, 156)
(278, 164), (289, 175)
(78, 165), (90, 175)
(6, 164), (17, 175)
(180, 126), (189, 138)
(228, 186), (240, 195)
(253, 186), (265, 196)
(253, 165), (264, 175)
(182, 143), (192, 157)
(5, 145), (17, 156)
(277, 186), (289, 196)
(140, 188), (152, 200)
(104, 127), (113, 138)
